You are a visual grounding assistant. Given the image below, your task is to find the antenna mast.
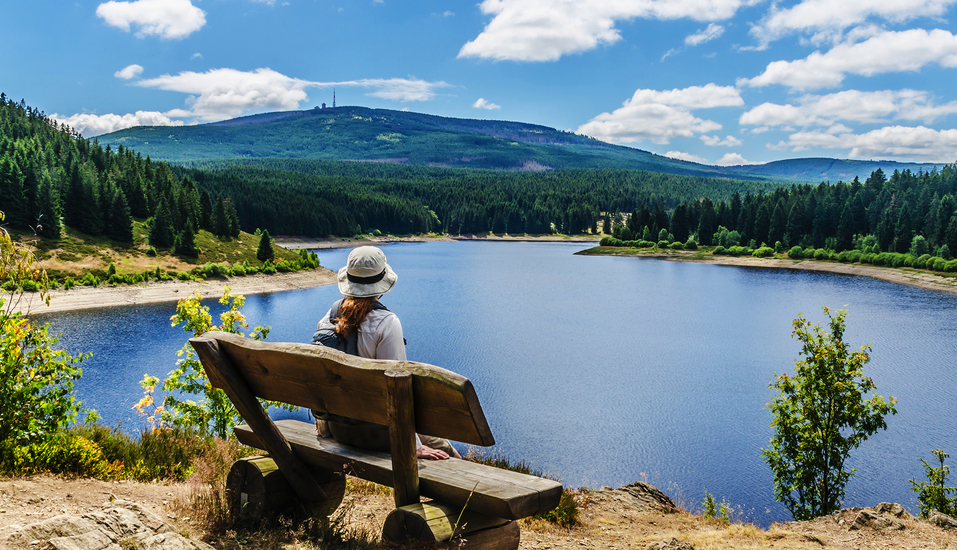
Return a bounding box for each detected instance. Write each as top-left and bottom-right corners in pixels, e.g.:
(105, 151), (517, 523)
(333, 89), (336, 108)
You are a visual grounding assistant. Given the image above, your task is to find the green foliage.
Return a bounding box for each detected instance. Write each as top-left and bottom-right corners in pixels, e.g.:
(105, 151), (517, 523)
(140, 287), (291, 439)
(7, 432), (119, 478)
(752, 246), (775, 258)
(910, 449), (957, 518)
(74, 423), (215, 481)
(257, 229), (275, 262)
(763, 307), (897, 520)
(701, 491), (731, 525)
(788, 246), (804, 258)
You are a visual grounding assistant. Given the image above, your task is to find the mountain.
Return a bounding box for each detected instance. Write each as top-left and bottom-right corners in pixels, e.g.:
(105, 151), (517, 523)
(99, 106), (946, 183)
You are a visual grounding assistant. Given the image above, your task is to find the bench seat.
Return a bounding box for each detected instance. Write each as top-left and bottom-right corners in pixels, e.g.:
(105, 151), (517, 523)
(235, 419), (562, 520)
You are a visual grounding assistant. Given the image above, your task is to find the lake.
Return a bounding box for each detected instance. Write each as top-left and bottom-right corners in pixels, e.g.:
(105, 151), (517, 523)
(35, 241), (957, 524)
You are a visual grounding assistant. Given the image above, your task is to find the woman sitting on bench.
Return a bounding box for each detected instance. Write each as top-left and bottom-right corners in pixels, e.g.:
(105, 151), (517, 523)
(313, 246), (461, 460)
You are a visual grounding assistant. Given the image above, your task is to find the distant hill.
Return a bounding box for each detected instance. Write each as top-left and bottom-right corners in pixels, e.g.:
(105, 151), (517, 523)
(99, 106), (754, 179)
(98, 106), (947, 183)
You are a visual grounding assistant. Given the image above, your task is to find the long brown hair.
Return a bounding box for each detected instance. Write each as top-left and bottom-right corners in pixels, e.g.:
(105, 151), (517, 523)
(336, 296), (377, 338)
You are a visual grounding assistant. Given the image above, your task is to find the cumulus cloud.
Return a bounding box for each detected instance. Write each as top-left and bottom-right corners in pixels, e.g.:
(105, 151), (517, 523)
(715, 152), (754, 165)
(576, 84), (743, 145)
(740, 89), (957, 128)
(774, 125), (957, 162)
(750, 0), (957, 48)
(700, 134), (742, 146)
(665, 150), (709, 163)
(339, 78), (452, 102)
(50, 111), (183, 137)
(458, 0), (758, 62)
(473, 98), (501, 110)
(96, 0), (206, 39)
(114, 64), (144, 80)
(685, 23), (724, 46)
(132, 68), (450, 121)
(740, 29), (957, 91)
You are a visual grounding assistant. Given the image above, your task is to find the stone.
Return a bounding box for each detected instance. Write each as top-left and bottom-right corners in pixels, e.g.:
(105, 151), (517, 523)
(649, 538), (694, 550)
(848, 509), (904, 532)
(872, 502), (914, 520)
(928, 510), (957, 530)
(586, 482), (678, 514)
(0, 501), (205, 550)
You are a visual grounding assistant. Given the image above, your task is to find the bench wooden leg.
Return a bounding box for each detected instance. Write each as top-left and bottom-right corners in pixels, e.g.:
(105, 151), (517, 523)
(226, 456), (345, 519)
(382, 502), (520, 550)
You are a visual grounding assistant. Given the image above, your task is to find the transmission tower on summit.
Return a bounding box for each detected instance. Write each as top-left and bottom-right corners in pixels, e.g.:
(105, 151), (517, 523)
(333, 89), (336, 108)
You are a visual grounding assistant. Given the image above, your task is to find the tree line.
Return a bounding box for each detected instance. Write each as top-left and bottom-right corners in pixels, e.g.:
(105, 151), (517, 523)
(611, 166), (957, 258)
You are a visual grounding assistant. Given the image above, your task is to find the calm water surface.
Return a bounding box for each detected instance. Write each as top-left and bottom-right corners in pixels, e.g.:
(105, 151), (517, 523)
(36, 241), (957, 524)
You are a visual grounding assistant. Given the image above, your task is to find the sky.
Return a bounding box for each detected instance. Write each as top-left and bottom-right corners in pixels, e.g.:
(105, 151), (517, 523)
(5, 0), (957, 166)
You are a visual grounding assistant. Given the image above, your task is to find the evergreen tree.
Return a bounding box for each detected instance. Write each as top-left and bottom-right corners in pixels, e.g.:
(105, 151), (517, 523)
(36, 170), (62, 239)
(768, 201), (786, 246)
(199, 190), (213, 231)
(174, 225), (198, 257)
(257, 229), (275, 262)
(0, 156), (27, 228)
(696, 198), (716, 246)
(106, 190), (133, 243)
(149, 200), (175, 248)
(835, 204), (855, 252)
(223, 197), (241, 237)
(753, 203), (771, 246)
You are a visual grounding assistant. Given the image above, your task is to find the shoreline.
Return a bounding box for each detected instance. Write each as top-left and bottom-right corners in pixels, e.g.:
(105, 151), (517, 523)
(274, 234), (599, 249)
(582, 247), (957, 295)
(12, 241), (957, 315)
(13, 268), (339, 316)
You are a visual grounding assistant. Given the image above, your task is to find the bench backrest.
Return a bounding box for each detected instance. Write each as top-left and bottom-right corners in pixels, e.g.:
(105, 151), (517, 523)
(191, 331), (495, 447)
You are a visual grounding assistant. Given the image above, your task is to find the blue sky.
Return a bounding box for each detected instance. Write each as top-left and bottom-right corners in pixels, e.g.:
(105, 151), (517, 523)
(5, 0), (957, 165)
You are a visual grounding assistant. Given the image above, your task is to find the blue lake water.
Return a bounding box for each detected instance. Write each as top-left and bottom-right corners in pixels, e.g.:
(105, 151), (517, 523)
(35, 241), (957, 524)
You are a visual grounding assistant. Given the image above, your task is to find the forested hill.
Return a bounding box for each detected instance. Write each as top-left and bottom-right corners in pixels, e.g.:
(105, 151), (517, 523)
(98, 106), (748, 178)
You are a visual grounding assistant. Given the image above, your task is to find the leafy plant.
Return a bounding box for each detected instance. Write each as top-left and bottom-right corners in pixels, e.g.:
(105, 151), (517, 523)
(763, 307), (897, 520)
(910, 449), (957, 518)
(139, 287), (293, 438)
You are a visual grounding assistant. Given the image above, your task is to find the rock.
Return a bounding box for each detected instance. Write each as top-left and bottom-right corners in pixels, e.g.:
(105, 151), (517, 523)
(848, 509), (904, 532)
(872, 502), (914, 520)
(928, 510), (957, 530)
(649, 538), (694, 549)
(586, 482), (678, 513)
(0, 501), (211, 550)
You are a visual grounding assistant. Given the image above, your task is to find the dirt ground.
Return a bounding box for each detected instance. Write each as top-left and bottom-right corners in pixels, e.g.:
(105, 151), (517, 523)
(3, 475), (956, 549)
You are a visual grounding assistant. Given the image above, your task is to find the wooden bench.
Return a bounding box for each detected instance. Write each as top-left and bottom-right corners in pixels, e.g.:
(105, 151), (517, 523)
(190, 331), (563, 549)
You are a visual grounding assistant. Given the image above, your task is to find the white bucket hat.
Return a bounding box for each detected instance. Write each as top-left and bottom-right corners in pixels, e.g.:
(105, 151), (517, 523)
(337, 246), (398, 298)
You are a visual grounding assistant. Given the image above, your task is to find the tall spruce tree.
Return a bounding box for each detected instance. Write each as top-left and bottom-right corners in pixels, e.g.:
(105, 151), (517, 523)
(257, 229), (274, 262)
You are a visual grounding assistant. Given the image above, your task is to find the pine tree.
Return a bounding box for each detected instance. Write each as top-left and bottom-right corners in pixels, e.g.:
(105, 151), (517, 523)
(106, 190), (133, 243)
(0, 156), (27, 228)
(257, 229), (274, 262)
(174, 225), (198, 257)
(149, 200), (175, 248)
(36, 170), (62, 239)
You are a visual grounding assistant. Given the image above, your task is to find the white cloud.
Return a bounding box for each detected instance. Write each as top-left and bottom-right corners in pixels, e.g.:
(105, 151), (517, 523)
(716, 152), (754, 165)
(134, 68), (451, 121)
(665, 150), (708, 163)
(96, 0), (206, 39)
(740, 29), (957, 91)
(191, 53), (203, 60)
(339, 78), (452, 102)
(50, 111), (184, 137)
(576, 84), (743, 144)
(700, 134), (742, 146)
(739, 89), (957, 128)
(774, 125), (957, 162)
(473, 98), (501, 110)
(251, 0), (276, 4)
(114, 64), (143, 80)
(458, 0), (758, 62)
(444, 10), (455, 16)
(750, 0), (957, 48)
(685, 23), (724, 46)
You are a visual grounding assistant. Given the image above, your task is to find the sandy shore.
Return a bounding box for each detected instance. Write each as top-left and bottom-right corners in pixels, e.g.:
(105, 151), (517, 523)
(274, 234), (599, 249)
(12, 268), (339, 315)
(585, 248), (957, 295)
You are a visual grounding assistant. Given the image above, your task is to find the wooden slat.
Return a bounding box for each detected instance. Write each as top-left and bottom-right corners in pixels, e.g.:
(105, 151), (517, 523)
(386, 369), (419, 507)
(235, 420), (563, 520)
(190, 338), (327, 503)
(193, 331), (494, 446)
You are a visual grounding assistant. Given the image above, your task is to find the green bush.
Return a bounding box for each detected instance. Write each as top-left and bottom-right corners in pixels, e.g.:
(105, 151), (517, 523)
(80, 273), (99, 287)
(945, 259), (957, 272)
(63, 278), (76, 290)
(600, 237), (622, 247)
(910, 449), (957, 518)
(916, 254), (933, 269)
(656, 240), (670, 249)
(933, 257), (948, 271)
(670, 242), (684, 250)
(261, 263), (277, 275)
(813, 249), (829, 261)
(230, 265), (247, 277)
(146, 247), (157, 257)
(197, 263), (230, 279)
(21, 279), (38, 292)
(177, 271), (191, 281)
(753, 246), (774, 258)
(788, 246), (804, 259)
(712, 246), (728, 255)
(7, 433), (119, 478)
(685, 239), (698, 250)
(275, 260), (294, 273)
(860, 253), (876, 265)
